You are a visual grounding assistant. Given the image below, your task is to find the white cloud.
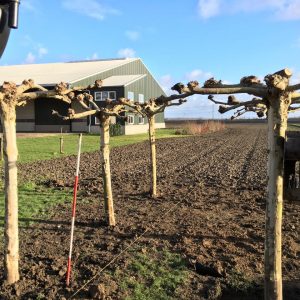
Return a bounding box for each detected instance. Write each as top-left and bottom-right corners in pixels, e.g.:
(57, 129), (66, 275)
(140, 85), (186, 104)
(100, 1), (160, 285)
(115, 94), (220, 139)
(165, 94), (221, 119)
(185, 69), (213, 82)
(91, 53), (99, 59)
(125, 30), (140, 41)
(198, 0), (221, 19)
(38, 46), (48, 58)
(117, 48), (136, 58)
(87, 52), (99, 60)
(159, 74), (175, 94)
(62, 0), (120, 20)
(19, 36), (48, 62)
(24, 52), (36, 64)
(197, 0), (300, 20)
(277, 0), (300, 20)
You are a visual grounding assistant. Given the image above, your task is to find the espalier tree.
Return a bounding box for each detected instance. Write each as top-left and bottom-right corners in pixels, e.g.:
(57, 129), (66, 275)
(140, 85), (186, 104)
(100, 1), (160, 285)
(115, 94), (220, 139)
(0, 80), (87, 284)
(170, 68), (300, 300)
(119, 96), (186, 197)
(53, 80), (126, 227)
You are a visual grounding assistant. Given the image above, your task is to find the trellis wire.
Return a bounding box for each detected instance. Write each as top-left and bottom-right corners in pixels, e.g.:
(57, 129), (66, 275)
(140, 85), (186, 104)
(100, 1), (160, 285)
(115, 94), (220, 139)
(68, 197), (184, 299)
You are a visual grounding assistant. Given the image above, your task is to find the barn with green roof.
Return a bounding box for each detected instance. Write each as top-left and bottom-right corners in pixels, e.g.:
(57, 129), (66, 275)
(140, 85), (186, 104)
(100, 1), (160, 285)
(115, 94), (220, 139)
(0, 58), (166, 134)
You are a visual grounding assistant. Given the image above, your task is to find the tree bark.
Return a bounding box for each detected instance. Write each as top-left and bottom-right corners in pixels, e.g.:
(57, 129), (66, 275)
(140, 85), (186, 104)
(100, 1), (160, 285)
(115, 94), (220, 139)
(265, 93), (291, 300)
(100, 117), (116, 226)
(1, 109), (19, 284)
(148, 115), (157, 197)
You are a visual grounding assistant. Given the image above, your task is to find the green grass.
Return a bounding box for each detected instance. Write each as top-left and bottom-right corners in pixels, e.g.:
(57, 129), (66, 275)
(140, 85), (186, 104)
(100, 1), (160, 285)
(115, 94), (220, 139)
(114, 249), (188, 300)
(224, 269), (258, 294)
(16, 129), (186, 163)
(0, 182), (72, 230)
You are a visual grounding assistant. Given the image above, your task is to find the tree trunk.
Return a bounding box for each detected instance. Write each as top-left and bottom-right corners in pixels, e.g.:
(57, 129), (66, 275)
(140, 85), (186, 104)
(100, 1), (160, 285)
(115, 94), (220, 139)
(148, 115), (157, 197)
(265, 93), (290, 300)
(100, 117), (116, 226)
(1, 110), (19, 284)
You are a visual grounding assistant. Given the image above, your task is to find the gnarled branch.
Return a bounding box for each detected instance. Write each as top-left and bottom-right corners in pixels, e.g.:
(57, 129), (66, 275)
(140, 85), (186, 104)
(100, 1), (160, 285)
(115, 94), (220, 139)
(17, 79), (48, 94)
(52, 109), (98, 120)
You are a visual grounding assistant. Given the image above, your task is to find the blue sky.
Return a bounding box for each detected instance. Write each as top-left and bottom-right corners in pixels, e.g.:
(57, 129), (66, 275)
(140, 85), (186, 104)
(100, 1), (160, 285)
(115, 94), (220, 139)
(2, 0), (300, 119)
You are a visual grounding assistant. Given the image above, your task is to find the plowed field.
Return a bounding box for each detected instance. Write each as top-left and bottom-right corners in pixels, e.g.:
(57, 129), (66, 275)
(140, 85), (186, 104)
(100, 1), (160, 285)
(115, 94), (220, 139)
(0, 126), (299, 299)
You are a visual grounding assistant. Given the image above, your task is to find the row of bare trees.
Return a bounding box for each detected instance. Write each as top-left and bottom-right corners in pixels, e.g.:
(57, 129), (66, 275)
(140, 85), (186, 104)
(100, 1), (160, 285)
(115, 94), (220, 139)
(1, 68), (300, 300)
(0, 78), (186, 284)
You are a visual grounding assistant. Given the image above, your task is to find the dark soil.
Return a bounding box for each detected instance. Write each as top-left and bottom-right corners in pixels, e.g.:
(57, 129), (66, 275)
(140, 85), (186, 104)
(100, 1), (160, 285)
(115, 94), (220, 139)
(0, 126), (299, 299)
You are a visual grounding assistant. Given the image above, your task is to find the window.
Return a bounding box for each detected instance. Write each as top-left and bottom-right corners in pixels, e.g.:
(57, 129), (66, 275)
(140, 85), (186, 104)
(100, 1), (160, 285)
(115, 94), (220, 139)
(95, 117), (100, 125)
(127, 115), (134, 124)
(128, 91), (134, 101)
(138, 116), (144, 124)
(95, 91), (116, 101)
(138, 94), (144, 103)
(109, 91), (116, 99)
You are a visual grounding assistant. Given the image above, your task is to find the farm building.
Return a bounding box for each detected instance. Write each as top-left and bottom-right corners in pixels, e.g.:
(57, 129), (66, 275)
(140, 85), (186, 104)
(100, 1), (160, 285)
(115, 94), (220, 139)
(0, 58), (166, 134)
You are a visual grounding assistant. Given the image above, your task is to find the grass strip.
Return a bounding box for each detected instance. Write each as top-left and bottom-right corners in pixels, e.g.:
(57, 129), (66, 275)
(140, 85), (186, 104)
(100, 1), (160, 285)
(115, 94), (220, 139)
(0, 182), (72, 233)
(114, 248), (188, 300)
(16, 129), (187, 163)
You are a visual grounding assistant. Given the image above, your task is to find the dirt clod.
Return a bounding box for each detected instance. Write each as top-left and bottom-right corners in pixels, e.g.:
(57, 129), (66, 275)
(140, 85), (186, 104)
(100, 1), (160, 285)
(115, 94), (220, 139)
(89, 283), (106, 299)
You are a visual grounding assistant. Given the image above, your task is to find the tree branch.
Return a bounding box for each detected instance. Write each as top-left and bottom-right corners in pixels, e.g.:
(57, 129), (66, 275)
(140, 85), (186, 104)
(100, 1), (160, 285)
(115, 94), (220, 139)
(17, 79), (48, 94)
(217, 98), (265, 114)
(52, 109), (98, 120)
(119, 98), (147, 117)
(207, 95), (228, 105)
(17, 91), (72, 104)
(171, 81), (267, 98)
(288, 106), (300, 112)
(291, 92), (300, 101)
(287, 83), (300, 92)
(87, 98), (100, 110)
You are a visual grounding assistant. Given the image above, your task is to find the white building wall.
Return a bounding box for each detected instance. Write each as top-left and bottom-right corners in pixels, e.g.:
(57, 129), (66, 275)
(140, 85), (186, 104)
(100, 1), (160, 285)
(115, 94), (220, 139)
(124, 122), (165, 135)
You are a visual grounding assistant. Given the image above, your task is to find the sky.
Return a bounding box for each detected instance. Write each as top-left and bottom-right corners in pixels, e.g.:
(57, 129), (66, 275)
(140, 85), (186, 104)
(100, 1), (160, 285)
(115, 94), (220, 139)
(1, 0), (300, 119)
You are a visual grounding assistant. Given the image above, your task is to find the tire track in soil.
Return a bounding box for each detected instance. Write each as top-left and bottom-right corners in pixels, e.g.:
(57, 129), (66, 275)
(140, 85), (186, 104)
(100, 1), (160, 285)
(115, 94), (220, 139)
(173, 128), (258, 190)
(235, 129), (262, 188)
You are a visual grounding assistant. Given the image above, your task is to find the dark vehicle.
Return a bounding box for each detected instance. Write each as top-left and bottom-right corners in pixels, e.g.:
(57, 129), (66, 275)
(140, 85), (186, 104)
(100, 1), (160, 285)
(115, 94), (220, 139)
(0, 0), (20, 57)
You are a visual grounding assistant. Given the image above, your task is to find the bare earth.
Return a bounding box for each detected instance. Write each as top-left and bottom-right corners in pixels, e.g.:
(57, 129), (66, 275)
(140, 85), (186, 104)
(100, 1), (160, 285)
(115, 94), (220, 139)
(0, 126), (299, 299)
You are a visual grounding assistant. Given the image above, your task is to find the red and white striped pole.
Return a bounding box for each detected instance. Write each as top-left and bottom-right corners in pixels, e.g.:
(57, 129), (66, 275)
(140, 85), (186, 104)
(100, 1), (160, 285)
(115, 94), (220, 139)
(66, 133), (82, 286)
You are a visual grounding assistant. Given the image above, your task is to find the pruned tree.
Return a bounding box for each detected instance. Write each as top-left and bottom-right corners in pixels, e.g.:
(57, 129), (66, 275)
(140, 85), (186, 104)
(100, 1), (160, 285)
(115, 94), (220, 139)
(168, 69), (300, 300)
(119, 96), (186, 198)
(53, 82), (126, 226)
(0, 79), (83, 284)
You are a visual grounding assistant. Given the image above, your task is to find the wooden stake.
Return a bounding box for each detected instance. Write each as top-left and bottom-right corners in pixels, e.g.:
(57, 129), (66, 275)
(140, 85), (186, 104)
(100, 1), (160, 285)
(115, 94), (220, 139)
(60, 127), (64, 154)
(100, 117), (115, 226)
(265, 92), (291, 300)
(148, 115), (157, 197)
(2, 112), (19, 284)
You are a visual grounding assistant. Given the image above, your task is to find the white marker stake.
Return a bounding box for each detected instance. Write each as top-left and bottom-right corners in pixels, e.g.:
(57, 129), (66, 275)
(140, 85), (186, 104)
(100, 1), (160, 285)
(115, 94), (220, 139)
(66, 134), (82, 286)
